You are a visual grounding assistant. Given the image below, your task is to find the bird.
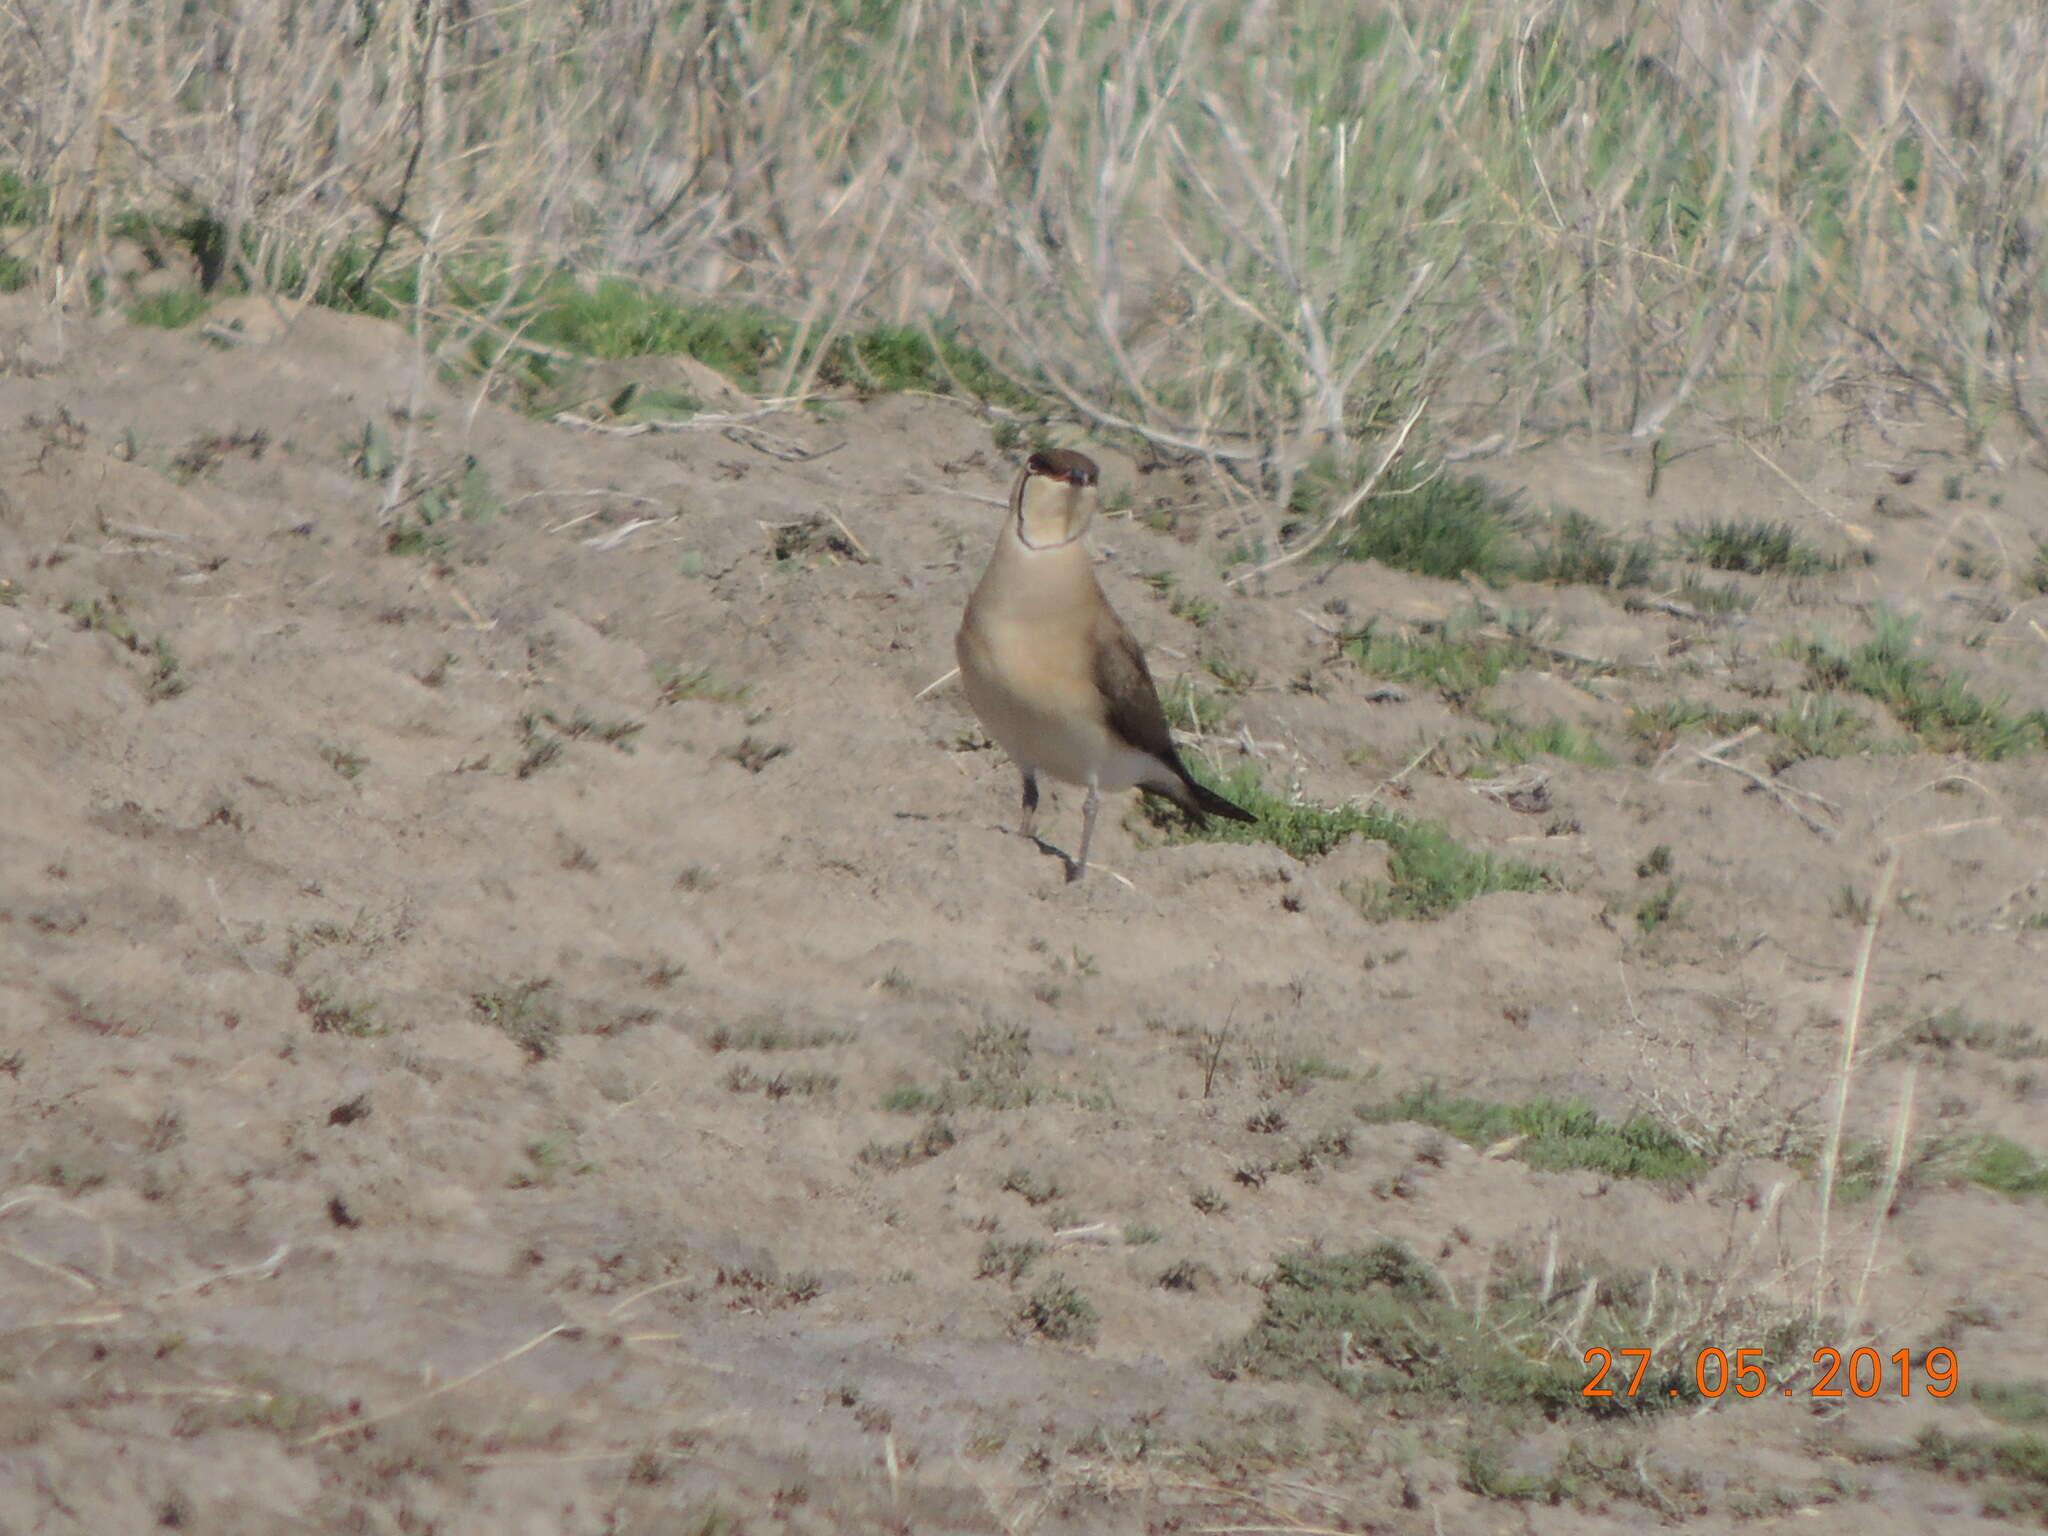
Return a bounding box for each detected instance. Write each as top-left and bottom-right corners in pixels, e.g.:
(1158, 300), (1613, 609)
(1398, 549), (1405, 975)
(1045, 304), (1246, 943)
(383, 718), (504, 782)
(955, 447), (1254, 881)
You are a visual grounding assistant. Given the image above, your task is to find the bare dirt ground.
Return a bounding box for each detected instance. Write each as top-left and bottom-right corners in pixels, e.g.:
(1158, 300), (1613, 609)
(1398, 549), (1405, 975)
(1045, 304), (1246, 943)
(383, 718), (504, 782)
(1, 294), (2045, 1533)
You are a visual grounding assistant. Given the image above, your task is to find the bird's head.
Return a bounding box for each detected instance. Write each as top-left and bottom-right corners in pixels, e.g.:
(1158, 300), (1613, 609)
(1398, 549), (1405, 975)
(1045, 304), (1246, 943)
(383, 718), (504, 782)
(1012, 448), (1100, 550)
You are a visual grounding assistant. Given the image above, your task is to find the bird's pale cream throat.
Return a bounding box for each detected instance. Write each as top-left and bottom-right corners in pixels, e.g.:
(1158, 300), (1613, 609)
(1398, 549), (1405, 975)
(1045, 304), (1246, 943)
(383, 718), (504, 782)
(955, 448), (1253, 881)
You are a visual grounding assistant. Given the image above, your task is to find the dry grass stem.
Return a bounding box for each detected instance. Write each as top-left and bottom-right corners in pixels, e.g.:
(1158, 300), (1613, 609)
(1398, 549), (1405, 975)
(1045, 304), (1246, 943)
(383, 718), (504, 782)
(1811, 851), (1899, 1321)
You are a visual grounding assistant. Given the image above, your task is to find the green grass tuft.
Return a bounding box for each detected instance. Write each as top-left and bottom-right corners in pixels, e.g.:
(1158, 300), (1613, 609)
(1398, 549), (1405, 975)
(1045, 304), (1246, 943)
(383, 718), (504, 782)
(1676, 518), (1835, 575)
(1320, 467), (1527, 584)
(1634, 879), (1684, 936)
(1800, 607), (2047, 759)
(1468, 716), (1613, 770)
(1670, 575), (1755, 613)
(298, 984), (385, 1038)
(442, 268), (1036, 413)
(1214, 1240), (1740, 1420)
(1893, 1008), (2046, 1062)
(1341, 617), (1532, 707)
(1955, 1135), (2048, 1198)
(1018, 1274), (1098, 1344)
(1146, 766), (1546, 917)
(1298, 465), (1659, 592)
(472, 979), (562, 1061)
(0, 170), (48, 224)
(1158, 676), (1233, 733)
(1524, 510), (1655, 588)
(127, 289), (212, 329)
(1356, 1087), (1706, 1181)
(1768, 693), (1874, 767)
(1903, 1426), (2048, 1523)
(1622, 699), (1761, 754)
(1975, 1382), (2048, 1428)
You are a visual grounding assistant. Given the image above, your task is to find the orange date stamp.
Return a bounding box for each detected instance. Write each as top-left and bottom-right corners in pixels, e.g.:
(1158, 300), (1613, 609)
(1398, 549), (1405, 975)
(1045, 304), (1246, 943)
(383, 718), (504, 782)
(1583, 1345), (1959, 1400)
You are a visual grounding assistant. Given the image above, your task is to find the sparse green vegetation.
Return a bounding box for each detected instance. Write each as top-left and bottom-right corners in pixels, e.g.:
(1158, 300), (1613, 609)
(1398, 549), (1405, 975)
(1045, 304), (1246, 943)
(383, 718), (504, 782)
(977, 1238), (1044, 1283)
(1249, 1048), (1354, 1093)
(346, 428), (499, 558)
(513, 713), (567, 778)
(1622, 699), (1761, 753)
(1018, 1274), (1098, 1344)
(1463, 1437), (1707, 1513)
(1340, 613), (1592, 708)
(1158, 676), (1232, 734)
(1799, 608), (2048, 759)
(856, 1118), (957, 1171)
(1147, 766), (1545, 918)
(714, 1264), (824, 1310)
(1635, 879), (1683, 936)
(1976, 1382), (2048, 1427)
(706, 1022), (852, 1052)
(319, 742), (369, 781)
(1676, 519), (1835, 576)
(1357, 1088), (1706, 1182)
(40, 1159), (109, 1195)
(1670, 575), (1754, 613)
(948, 1022), (1039, 1109)
(1524, 510), (1655, 588)
(655, 664), (752, 706)
(1317, 466), (1526, 584)
(722, 736), (792, 773)
(1000, 1167), (1064, 1207)
(1891, 1008), (2047, 1062)
(1468, 716), (1613, 770)
(1214, 1240), (1759, 1419)
(601, 381), (700, 423)
(1304, 480), (1653, 594)
(511, 1135), (599, 1187)
(64, 595), (188, 701)
(1953, 1135), (2048, 1198)
(879, 1023), (1042, 1115)
(495, 275), (1035, 412)
(1824, 1131), (2048, 1203)
(0, 170), (47, 224)
(533, 708), (643, 752)
(1895, 1425), (2048, 1525)
(1769, 693), (1875, 767)
(472, 979), (561, 1061)
(1343, 619), (1516, 704)
(723, 1064), (838, 1099)
(1157, 1259), (1207, 1292)
(1140, 570), (1219, 627)
(2023, 544), (2048, 596)
(127, 288), (210, 328)
(298, 984), (385, 1038)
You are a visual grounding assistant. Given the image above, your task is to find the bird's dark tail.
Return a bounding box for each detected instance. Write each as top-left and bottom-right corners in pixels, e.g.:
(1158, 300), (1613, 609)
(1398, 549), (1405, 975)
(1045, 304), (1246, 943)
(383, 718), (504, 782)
(1176, 771), (1256, 825)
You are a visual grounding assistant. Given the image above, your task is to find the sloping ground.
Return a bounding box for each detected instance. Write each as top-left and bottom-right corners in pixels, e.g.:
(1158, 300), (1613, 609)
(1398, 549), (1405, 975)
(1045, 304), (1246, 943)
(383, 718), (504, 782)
(1, 295), (2044, 1532)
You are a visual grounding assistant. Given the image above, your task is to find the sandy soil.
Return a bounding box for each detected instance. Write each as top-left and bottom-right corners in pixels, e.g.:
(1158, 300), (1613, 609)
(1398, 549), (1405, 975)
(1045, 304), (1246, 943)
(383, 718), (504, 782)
(1, 294), (2044, 1533)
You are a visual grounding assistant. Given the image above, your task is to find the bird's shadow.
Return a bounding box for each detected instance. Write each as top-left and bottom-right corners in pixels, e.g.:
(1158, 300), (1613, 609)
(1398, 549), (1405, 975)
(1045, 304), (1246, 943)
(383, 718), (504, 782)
(1027, 832), (1081, 883)
(980, 820), (1081, 881)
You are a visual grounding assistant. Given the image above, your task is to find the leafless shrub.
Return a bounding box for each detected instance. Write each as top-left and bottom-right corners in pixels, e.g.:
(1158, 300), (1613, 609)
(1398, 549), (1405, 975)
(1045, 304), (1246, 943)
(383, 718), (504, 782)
(0, 0), (2040, 474)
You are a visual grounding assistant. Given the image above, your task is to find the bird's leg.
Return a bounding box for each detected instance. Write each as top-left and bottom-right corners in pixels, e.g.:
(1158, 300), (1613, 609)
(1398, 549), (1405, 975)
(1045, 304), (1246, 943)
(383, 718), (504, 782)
(1019, 769), (1040, 841)
(1071, 780), (1101, 883)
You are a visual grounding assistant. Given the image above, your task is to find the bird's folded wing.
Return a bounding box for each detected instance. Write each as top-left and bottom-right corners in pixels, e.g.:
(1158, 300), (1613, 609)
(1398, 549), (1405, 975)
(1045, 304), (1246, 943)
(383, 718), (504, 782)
(1089, 610), (1177, 764)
